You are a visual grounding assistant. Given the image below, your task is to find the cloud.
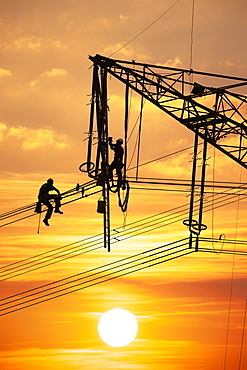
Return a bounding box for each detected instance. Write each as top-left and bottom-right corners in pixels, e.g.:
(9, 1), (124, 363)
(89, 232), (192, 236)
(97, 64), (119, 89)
(0, 122), (7, 141)
(0, 67), (12, 77)
(40, 68), (68, 78)
(219, 60), (235, 68)
(30, 67), (69, 87)
(103, 43), (150, 61)
(2, 36), (69, 51)
(157, 57), (183, 68)
(2, 124), (69, 150)
(119, 14), (129, 21)
(14, 37), (42, 50)
(147, 152), (192, 178)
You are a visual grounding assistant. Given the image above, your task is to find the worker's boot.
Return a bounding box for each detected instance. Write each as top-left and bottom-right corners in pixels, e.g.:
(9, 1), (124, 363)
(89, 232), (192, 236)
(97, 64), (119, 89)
(43, 218), (49, 226)
(54, 208), (63, 214)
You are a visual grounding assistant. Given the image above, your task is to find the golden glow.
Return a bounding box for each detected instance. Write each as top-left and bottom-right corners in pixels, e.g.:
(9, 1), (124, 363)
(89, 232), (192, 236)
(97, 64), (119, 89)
(1, 1), (247, 369)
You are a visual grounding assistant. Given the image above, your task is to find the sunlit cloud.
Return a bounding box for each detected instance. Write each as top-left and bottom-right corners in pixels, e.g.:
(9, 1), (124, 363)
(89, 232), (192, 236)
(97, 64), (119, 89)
(3, 36), (68, 51)
(3, 124), (69, 150)
(30, 67), (69, 87)
(0, 67), (12, 77)
(30, 79), (38, 87)
(0, 122), (7, 141)
(219, 60), (235, 68)
(1, 3), (247, 370)
(119, 14), (129, 21)
(103, 43), (150, 61)
(14, 37), (42, 50)
(157, 57), (183, 68)
(148, 152), (192, 178)
(41, 68), (68, 78)
(109, 93), (161, 114)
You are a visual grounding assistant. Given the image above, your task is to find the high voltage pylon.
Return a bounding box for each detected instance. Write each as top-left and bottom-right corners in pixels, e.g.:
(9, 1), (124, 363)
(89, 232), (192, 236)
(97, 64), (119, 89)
(83, 54), (247, 250)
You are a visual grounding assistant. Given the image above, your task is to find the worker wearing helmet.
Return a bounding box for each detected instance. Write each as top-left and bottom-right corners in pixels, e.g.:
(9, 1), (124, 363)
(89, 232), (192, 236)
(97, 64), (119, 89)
(38, 178), (63, 226)
(108, 137), (124, 182)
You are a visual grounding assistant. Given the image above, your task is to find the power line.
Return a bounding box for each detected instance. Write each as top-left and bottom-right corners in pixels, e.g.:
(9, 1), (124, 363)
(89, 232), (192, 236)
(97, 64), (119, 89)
(1, 147), (195, 226)
(128, 176), (247, 189)
(0, 238), (194, 316)
(199, 248), (247, 256)
(1, 141), (247, 282)
(0, 201), (191, 281)
(1, 180), (247, 313)
(0, 180), (95, 222)
(0, 187), (100, 228)
(2, 233), (247, 316)
(1, 181), (247, 281)
(1, 174), (246, 229)
(2, 140), (246, 229)
(127, 144), (197, 171)
(0, 244), (103, 282)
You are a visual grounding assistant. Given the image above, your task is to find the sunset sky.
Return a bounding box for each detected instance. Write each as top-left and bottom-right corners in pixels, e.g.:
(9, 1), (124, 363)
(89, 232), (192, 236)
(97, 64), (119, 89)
(1, 1), (247, 369)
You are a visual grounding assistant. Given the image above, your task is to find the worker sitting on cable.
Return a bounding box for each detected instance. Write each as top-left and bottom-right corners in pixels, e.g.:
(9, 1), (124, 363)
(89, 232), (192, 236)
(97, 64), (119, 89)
(108, 137), (124, 182)
(38, 178), (63, 226)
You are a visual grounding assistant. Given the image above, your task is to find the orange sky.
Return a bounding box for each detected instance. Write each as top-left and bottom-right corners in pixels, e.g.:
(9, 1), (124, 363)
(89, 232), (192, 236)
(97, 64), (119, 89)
(1, 1), (247, 369)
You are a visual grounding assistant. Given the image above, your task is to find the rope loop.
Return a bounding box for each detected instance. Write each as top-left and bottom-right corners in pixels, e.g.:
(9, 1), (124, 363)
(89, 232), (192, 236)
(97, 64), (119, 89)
(183, 219), (207, 235)
(118, 180), (130, 213)
(79, 161), (95, 173)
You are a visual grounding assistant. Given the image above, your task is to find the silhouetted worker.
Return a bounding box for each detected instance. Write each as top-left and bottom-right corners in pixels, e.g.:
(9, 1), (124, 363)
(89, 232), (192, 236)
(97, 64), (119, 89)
(108, 137), (124, 182)
(38, 178), (63, 226)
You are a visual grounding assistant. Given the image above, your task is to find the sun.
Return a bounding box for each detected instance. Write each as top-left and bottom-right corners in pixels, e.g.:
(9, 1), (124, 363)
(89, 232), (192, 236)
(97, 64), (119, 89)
(98, 308), (138, 347)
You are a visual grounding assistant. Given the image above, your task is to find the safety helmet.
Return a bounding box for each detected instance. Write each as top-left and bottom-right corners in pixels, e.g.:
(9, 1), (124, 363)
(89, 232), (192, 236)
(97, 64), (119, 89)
(116, 138), (123, 144)
(47, 178), (54, 184)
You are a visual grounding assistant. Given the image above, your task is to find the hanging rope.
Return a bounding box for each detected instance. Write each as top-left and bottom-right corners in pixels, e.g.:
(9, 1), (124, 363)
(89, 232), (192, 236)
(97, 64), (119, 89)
(123, 78), (129, 183)
(118, 180), (130, 213)
(136, 78), (145, 180)
(117, 79), (130, 213)
(37, 209), (42, 234)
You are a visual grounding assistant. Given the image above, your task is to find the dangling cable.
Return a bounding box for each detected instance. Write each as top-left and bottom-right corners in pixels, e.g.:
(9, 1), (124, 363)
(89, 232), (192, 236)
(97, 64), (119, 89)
(224, 165), (243, 370)
(123, 78), (129, 184)
(127, 131), (139, 170)
(117, 78), (130, 213)
(211, 147), (216, 251)
(127, 82), (149, 171)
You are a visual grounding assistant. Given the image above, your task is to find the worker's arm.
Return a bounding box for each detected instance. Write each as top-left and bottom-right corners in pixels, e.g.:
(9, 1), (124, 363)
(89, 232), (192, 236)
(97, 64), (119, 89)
(53, 186), (61, 196)
(109, 142), (116, 151)
(108, 137), (115, 151)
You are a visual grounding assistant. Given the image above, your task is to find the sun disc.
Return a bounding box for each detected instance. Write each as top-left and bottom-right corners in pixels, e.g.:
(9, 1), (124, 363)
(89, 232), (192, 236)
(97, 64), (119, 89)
(98, 308), (138, 347)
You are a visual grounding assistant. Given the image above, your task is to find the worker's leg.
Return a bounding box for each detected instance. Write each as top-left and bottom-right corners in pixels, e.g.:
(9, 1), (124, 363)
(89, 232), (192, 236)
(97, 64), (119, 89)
(109, 162), (115, 180)
(116, 163), (123, 186)
(53, 195), (63, 214)
(42, 200), (53, 226)
(43, 200), (53, 219)
(53, 195), (61, 210)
